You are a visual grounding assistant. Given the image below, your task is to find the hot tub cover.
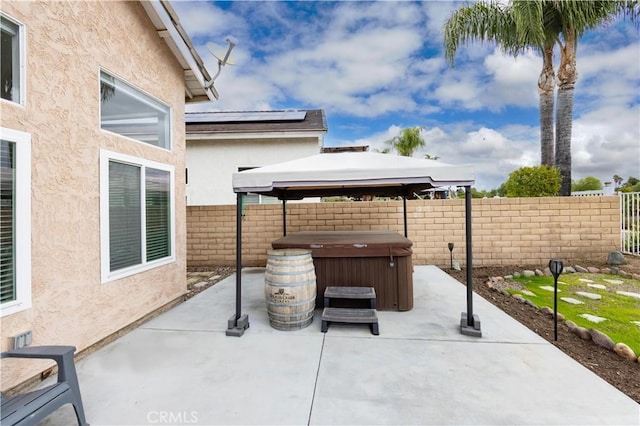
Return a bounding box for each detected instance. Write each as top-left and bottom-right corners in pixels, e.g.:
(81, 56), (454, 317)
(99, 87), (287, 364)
(232, 152), (475, 199)
(272, 231), (413, 258)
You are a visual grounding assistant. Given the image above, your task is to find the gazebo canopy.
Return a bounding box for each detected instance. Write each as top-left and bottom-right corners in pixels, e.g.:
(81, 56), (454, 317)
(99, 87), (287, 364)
(232, 152), (475, 199)
(226, 151), (481, 338)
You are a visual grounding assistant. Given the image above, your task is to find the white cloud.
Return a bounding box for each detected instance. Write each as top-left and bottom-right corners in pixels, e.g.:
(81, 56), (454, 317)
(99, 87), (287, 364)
(433, 48), (539, 112)
(172, 2), (246, 39)
(572, 105), (640, 183)
(173, 1), (639, 189)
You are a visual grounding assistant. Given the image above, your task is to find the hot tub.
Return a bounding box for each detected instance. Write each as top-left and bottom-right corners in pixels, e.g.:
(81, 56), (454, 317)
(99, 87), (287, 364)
(271, 231), (413, 311)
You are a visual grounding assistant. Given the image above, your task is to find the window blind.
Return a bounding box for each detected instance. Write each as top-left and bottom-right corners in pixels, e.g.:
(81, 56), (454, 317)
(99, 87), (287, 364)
(0, 140), (15, 303)
(109, 161), (142, 272)
(145, 168), (170, 262)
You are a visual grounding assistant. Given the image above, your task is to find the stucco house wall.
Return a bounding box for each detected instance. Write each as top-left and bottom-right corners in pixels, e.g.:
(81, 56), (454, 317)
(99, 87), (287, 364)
(0, 1), (196, 390)
(187, 137), (321, 205)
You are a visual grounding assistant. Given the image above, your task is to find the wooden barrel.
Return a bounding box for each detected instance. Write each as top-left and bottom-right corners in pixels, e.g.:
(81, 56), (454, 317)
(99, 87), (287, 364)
(265, 249), (317, 330)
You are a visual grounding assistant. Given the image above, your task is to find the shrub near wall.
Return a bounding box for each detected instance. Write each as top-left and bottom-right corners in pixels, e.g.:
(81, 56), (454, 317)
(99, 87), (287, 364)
(186, 196), (620, 268)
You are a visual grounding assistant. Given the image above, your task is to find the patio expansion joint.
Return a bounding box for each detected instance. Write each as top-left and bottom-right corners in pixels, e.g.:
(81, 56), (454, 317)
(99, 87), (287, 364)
(324, 335), (549, 345)
(307, 333), (326, 426)
(137, 326), (224, 334)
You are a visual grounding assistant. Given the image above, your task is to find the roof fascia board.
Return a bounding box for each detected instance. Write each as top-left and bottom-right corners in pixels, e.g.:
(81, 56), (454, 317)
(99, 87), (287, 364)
(141, 0), (217, 102)
(186, 131), (326, 141)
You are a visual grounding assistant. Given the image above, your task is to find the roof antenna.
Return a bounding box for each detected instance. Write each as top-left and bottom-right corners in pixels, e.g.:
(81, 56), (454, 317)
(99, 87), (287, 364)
(205, 37), (236, 99)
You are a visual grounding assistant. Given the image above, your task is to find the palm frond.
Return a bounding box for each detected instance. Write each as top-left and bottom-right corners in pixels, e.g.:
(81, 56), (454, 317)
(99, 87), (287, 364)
(443, 1), (518, 67)
(511, 0), (546, 46)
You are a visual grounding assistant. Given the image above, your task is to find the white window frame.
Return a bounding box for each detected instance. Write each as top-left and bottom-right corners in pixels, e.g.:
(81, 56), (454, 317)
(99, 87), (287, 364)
(0, 127), (31, 317)
(99, 69), (172, 150)
(100, 149), (175, 283)
(0, 13), (26, 106)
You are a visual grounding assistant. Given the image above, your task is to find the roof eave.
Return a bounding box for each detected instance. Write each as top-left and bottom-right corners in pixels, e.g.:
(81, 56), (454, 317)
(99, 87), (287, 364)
(141, 0), (217, 103)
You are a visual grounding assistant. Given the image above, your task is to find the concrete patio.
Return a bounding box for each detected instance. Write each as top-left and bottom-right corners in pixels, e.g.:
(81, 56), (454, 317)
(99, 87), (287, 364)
(42, 266), (639, 425)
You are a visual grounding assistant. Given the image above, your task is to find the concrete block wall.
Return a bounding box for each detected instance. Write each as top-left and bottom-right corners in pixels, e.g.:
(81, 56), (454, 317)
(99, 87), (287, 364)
(186, 196), (621, 268)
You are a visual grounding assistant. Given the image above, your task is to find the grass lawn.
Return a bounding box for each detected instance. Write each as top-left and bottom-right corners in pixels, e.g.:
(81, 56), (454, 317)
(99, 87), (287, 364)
(509, 273), (640, 355)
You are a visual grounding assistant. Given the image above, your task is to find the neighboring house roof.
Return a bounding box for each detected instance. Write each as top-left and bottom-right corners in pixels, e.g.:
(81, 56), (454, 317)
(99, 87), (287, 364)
(140, 0), (216, 103)
(185, 110), (328, 140)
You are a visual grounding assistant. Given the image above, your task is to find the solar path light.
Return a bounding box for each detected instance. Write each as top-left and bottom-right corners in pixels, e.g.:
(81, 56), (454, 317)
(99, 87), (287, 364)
(448, 242), (454, 269)
(548, 259), (564, 341)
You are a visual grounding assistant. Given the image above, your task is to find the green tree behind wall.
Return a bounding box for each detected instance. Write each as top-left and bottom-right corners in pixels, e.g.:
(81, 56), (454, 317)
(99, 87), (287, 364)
(504, 166), (561, 197)
(572, 176), (603, 192)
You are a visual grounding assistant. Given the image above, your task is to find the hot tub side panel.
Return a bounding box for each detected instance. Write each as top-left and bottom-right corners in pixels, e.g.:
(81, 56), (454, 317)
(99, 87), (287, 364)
(313, 256), (413, 311)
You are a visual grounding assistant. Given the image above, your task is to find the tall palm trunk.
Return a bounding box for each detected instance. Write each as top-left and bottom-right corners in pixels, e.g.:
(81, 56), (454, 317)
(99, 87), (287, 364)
(539, 42), (555, 167)
(555, 31), (577, 196)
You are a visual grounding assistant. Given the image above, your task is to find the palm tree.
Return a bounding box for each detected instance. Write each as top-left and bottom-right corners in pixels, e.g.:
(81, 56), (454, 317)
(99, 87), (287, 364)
(613, 174), (623, 189)
(444, 1), (557, 168)
(521, 1), (638, 195)
(385, 126), (426, 157)
(445, 1), (639, 195)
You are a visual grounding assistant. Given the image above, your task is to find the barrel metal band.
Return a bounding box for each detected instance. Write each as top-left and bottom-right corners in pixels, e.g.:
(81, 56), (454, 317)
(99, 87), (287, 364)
(265, 278), (317, 287)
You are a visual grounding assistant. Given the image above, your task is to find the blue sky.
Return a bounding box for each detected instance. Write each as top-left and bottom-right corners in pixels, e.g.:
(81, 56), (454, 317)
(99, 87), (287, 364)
(173, 0), (640, 190)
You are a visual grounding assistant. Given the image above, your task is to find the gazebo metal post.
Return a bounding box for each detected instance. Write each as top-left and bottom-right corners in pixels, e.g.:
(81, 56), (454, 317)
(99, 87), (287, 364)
(226, 192), (249, 337)
(282, 197), (287, 236)
(460, 185), (481, 337)
(402, 195), (408, 238)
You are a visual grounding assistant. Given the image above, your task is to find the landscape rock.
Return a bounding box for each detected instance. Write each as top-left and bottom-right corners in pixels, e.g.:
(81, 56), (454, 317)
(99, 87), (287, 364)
(589, 329), (615, 351)
(554, 312), (565, 321)
(600, 267), (611, 274)
(606, 251), (627, 265)
(523, 270), (535, 277)
(485, 280), (494, 289)
(540, 306), (553, 316)
(524, 299), (538, 309)
(609, 267), (619, 275)
(504, 274), (513, 280)
(563, 266), (576, 273)
(565, 320), (577, 330)
(543, 267), (552, 276)
(587, 267), (600, 273)
(633, 273), (640, 280)
(573, 326), (592, 340)
(574, 265), (588, 273)
(613, 343), (638, 362)
(513, 271), (521, 278)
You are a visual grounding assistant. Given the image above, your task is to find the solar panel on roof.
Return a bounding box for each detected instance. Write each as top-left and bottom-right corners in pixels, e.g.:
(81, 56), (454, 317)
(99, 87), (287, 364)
(186, 111), (307, 123)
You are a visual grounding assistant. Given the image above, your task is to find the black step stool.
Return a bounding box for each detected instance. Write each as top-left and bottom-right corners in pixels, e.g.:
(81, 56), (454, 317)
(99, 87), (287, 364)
(321, 286), (379, 335)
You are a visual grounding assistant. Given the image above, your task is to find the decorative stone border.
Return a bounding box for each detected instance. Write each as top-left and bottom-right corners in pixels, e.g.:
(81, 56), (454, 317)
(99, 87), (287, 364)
(486, 264), (639, 364)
